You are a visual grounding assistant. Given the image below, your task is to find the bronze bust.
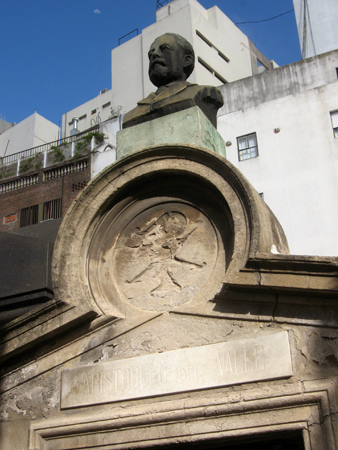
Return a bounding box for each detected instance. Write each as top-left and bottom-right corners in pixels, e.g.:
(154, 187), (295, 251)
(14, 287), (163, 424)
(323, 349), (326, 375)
(122, 33), (224, 129)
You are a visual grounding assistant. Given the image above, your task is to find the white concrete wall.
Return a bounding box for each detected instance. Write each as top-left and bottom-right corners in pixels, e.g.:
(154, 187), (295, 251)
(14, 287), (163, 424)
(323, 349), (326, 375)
(218, 51), (338, 256)
(116, 0), (257, 106)
(293, 0), (338, 58)
(0, 119), (12, 135)
(62, 89), (117, 138)
(218, 52), (338, 116)
(192, 5), (253, 84)
(0, 112), (60, 157)
(92, 118), (120, 177)
(33, 113), (60, 147)
(110, 35), (145, 119)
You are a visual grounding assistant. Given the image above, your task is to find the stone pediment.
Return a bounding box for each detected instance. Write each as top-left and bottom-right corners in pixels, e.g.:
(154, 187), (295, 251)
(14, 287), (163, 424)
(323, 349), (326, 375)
(1, 144), (338, 367)
(52, 144), (290, 322)
(1, 142), (338, 450)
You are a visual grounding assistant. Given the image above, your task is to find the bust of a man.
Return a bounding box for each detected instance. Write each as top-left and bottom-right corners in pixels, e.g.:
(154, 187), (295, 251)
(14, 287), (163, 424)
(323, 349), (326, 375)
(122, 33), (224, 129)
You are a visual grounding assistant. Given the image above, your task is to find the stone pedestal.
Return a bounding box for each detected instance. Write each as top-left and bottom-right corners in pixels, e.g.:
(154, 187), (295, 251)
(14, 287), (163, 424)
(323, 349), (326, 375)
(117, 106), (226, 159)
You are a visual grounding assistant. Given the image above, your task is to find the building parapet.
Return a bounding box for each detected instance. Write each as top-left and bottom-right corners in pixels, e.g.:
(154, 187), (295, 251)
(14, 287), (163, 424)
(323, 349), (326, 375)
(0, 125), (99, 167)
(0, 174), (39, 194)
(0, 127), (105, 185)
(0, 157), (90, 195)
(43, 159), (89, 182)
(218, 49), (338, 116)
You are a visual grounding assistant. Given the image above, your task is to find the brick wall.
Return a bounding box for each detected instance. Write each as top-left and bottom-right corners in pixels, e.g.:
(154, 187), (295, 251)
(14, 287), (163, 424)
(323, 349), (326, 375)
(0, 156), (91, 232)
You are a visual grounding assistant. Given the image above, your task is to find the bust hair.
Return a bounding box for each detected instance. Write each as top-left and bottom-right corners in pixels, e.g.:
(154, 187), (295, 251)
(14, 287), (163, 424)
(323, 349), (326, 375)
(166, 33), (195, 78)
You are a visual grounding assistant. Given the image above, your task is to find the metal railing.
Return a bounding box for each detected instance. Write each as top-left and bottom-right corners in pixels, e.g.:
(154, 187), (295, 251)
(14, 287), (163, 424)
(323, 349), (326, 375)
(1, 125), (99, 167)
(156, 0), (171, 9)
(118, 29), (138, 46)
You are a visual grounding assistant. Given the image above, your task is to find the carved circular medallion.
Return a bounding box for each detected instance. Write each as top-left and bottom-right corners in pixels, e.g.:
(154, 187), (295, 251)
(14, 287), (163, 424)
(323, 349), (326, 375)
(112, 203), (217, 311)
(88, 176), (230, 313)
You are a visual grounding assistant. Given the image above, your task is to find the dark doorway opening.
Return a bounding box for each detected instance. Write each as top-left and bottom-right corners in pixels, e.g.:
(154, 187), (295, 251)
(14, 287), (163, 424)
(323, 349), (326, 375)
(153, 430), (305, 450)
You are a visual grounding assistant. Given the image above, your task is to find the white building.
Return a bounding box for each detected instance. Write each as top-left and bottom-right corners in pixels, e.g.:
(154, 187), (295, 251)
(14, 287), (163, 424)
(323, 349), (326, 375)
(62, 0), (274, 138)
(89, 49), (338, 257)
(217, 50), (338, 256)
(293, 0), (338, 58)
(0, 119), (12, 135)
(0, 112), (60, 158)
(51, 0), (338, 257)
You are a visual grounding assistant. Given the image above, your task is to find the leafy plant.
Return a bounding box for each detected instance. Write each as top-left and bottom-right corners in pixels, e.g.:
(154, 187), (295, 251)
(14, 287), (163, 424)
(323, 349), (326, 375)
(52, 146), (65, 163)
(72, 132), (106, 158)
(35, 160), (43, 169)
(83, 131), (106, 144)
(19, 157), (34, 174)
(75, 140), (88, 152)
(0, 166), (16, 179)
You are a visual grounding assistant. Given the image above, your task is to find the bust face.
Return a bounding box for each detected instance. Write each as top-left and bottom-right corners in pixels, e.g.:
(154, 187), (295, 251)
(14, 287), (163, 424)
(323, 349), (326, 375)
(148, 34), (189, 88)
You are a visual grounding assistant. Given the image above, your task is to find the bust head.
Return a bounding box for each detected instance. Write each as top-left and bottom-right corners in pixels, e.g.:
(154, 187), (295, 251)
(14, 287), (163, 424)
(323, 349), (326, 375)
(148, 33), (195, 88)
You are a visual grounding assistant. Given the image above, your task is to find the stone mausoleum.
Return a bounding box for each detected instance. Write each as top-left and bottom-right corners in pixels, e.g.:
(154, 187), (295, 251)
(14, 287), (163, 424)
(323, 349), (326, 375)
(1, 34), (338, 450)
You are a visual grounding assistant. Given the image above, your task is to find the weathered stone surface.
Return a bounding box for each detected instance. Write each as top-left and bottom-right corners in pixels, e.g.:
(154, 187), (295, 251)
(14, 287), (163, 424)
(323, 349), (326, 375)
(61, 331), (292, 408)
(1, 136), (338, 449)
(0, 420), (29, 450)
(51, 144), (289, 329)
(103, 204), (219, 312)
(118, 106), (226, 159)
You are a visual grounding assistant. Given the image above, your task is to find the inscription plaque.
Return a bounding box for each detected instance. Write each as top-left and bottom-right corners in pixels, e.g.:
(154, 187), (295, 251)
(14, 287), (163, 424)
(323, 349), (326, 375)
(61, 332), (292, 409)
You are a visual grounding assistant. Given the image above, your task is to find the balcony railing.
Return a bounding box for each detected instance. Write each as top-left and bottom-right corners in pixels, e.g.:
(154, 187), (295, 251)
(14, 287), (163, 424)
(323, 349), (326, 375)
(1, 125), (99, 167)
(43, 159), (89, 181)
(0, 174), (39, 194)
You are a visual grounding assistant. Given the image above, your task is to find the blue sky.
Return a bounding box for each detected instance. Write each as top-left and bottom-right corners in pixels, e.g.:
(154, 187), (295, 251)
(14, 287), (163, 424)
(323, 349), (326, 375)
(0, 0), (301, 127)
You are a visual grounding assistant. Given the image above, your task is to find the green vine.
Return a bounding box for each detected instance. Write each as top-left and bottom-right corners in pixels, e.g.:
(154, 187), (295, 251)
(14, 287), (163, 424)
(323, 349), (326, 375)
(52, 146), (65, 163)
(83, 131), (106, 144)
(0, 170), (14, 179)
(19, 153), (44, 174)
(75, 140), (88, 152)
(72, 132), (106, 159)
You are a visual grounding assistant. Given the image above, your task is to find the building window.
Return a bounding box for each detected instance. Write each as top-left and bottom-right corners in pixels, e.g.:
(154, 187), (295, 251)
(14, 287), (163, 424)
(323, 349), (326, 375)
(43, 198), (62, 221)
(196, 30), (230, 63)
(20, 204), (39, 227)
(237, 133), (258, 161)
(20, 198), (62, 227)
(330, 111), (338, 138)
(198, 57), (227, 84)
